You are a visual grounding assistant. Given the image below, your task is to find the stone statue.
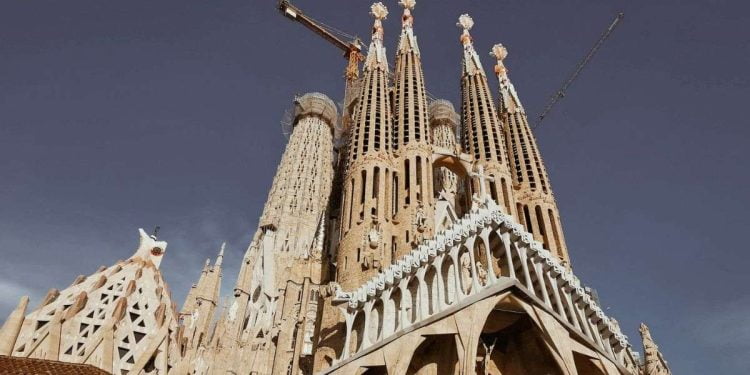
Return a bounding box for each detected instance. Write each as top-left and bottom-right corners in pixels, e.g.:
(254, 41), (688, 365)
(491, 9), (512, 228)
(479, 337), (497, 375)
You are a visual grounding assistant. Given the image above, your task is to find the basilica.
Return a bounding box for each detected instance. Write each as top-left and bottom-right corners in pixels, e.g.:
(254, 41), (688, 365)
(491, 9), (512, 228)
(0, 2), (671, 374)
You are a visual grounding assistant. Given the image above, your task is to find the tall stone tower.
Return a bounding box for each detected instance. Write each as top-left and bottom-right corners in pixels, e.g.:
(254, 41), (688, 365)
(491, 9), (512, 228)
(491, 44), (570, 262)
(0, 229), (180, 375)
(337, 2), (396, 289)
(174, 244), (223, 373)
(457, 15), (516, 216)
(391, 0), (434, 256)
(213, 92), (337, 375)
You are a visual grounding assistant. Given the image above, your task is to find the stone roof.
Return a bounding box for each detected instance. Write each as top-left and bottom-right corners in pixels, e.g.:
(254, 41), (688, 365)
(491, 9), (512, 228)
(0, 355), (109, 375)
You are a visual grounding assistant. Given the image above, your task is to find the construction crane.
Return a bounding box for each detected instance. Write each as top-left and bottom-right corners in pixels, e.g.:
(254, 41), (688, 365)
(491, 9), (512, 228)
(277, 0), (364, 135)
(534, 12), (624, 129)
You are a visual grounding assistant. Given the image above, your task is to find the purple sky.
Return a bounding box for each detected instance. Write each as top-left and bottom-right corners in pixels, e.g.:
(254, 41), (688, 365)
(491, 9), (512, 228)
(1, 1), (748, 373)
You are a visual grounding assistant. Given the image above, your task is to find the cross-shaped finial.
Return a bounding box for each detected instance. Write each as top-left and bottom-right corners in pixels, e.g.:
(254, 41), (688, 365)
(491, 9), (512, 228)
(470, 165), (494, 198)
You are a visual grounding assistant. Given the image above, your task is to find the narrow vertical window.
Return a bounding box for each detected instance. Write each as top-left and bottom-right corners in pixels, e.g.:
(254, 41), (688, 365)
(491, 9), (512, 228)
(373, 167), (380, 198)
(549, 209), (563, 254)
(535, 205), (549, 249)
(416, 156), (423, 201)
(523, 205), (534, 234)
(489, 177), (498, 203)
(404, 159), (411, 205)
(501, 178), (511, 214)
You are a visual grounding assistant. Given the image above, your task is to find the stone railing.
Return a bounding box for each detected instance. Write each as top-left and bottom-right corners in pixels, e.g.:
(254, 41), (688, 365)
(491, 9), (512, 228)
(330, 197), (640, 371)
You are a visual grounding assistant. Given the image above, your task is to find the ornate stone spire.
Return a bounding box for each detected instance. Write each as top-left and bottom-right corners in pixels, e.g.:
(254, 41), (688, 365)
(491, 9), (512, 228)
(216, 241), (225, 267)
(365, 2), (389, 70)
(337, 3), (397, 289)
(397, 0), (419, 54)
(490, 43), (569, 262)
(391, 0), (434, 255)
(490, 43), (523, 114)
(640, 323), (672, 375)
(457, 14), (484, 76)
(457, 15), (516, 216)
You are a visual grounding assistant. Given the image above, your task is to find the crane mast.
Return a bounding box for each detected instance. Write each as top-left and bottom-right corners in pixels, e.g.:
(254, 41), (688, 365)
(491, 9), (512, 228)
(535, 12), (624, 128)
(277, 0), (363, 133)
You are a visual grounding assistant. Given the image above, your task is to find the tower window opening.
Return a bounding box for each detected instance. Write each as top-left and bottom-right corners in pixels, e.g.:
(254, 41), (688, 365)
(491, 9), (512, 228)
(348, 179), (354, 230)
(373, 167), (380, 199)
(392, 173), (399, 216)
(501, 178), (511, 214)
(535, 205), (549, 249)
(404, 159), (411, 205)
(489, 177), (498, 203)
(549, 209), (563, 255)
(360, 170), (367, 204)
(523, 205), (534, 234)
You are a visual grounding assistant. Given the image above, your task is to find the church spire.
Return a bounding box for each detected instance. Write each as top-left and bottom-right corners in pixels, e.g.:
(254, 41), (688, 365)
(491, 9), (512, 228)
(490, 44), (570, 263)
(391, 0), (434, 255)
(337, 3), (397, 289)
(457, 14), (516, 216)
(364, 2), (389, 71)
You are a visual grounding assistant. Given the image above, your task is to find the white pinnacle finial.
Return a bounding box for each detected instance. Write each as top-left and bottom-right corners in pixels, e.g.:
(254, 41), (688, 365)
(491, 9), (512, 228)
(399, 0), (416, 11)
(370, 2), (388, 20)
(457, 14), (474, 31)
(490, 44), (508, 61)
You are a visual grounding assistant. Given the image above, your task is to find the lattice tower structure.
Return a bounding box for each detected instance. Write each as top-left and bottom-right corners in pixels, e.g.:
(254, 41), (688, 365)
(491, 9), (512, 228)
(215, 92), (337, 375)
(1, 230), (180, 375)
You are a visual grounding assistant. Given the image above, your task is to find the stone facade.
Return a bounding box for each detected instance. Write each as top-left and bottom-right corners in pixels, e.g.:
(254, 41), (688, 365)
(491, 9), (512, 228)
(1, 1), (672, 374)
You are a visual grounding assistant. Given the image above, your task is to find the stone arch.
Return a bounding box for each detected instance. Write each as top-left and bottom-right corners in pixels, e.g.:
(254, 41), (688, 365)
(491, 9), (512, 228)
(405, 334), (460, 375)
(350, 310), (365, 357)
(368, 300), (384, 344)
(475, 298), (564, 375)
(406, 277), (420, 325)
(423, 266), (439, 316)
(441, 257), (457, 306)
(385, 288), (402, 335)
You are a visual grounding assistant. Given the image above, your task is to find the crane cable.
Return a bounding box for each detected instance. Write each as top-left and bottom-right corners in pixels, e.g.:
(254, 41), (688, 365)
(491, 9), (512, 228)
(533, 12), (624, 129)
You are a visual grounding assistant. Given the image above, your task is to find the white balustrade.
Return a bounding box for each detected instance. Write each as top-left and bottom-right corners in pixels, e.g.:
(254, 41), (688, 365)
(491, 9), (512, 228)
(329, 198), (639, 371)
